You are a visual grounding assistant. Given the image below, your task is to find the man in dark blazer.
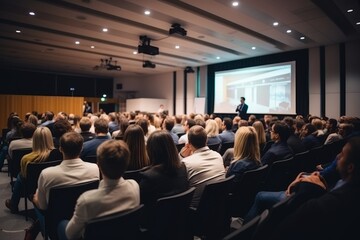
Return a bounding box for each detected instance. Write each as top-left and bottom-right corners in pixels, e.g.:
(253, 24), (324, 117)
(235, 96), (248, 120)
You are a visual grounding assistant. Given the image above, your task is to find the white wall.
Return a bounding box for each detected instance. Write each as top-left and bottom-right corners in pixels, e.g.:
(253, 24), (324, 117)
(346, 40), (360, 117)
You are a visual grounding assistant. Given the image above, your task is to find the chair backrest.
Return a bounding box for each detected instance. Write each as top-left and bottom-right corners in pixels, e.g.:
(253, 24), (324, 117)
(319, 139), (346, 165)
(262, 157), (295, 191)
(219, 142), (234, 156)
(123, 166), (150, 183)
(83, 204), (144, 240)
(45, 180), (99, 240)
(229, 164), (269, 218)
(25, 160), (62, 198)
(252, 194), (294, 240)
(83, 155), (97, 164)
(222, 209), (269, 240)
(207, 143), (221, 152)
(150, 187), (196, 240)
(192, 175), (235, 239)
(176, 143), (185, 152)
(293, 150), (310, 174)
(305, 146), (323, 172)
(9, 148), (32, 181)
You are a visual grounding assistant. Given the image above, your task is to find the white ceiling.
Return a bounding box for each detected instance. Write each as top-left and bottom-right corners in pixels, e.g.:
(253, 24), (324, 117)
(0, 0), (359, 77)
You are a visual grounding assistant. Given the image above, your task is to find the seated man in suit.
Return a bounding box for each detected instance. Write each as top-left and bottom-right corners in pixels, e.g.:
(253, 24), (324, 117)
(58, 139), (140, 240)
(80, 118), (111, 159)
(27, 132), (100, 240)
(261, 121), (293, 166)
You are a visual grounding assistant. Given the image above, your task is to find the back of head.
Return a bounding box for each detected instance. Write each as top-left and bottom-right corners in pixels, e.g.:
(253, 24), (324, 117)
(79, 117), (92, 132)
(188, 125), (207, 149)
(94, 118), (109, 134)
(97, 140), (130, 179)
(60, 131), (84, 159)
(223, 117), (233, 130)
(273, 121), (291, 141)
(234, 126), (260, 162)
(21, 122), (36, 138)
(164, 116), (175, 131)
(205, 119), (219, 137)
(32, 127), (55, 152)
(252, 121), (266, 145)
(53, 119), (73, 138)
(124, 124), (149, 169)
(147, 130), (180, 171)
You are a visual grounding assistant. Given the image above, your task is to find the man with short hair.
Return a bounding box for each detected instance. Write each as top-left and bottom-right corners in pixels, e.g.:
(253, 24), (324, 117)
(28, 132), (100, 239)
(261, 121), (293, 165)
(79, 117), (96, 142)
(235, 96), (248, 120)
(7, 122), (35, 160)
(58, 140), (140, 240)
(180, 125), (225, 207)
(80, 118), (111, 159)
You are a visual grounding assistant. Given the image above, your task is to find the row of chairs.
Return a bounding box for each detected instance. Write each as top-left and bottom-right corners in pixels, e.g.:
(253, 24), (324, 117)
(42, 176), (236, 240)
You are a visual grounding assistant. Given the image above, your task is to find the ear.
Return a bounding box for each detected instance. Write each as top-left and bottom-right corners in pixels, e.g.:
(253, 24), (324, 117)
(347, 163), (355, 174)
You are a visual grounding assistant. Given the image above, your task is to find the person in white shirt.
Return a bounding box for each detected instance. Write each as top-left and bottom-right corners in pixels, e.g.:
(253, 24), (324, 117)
(180, 125), (226, 207)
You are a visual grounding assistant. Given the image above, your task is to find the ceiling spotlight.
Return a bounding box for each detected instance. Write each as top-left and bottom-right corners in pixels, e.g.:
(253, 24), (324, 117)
(184, 66), (194, 73)
(143, 60), (156, 68)
(169, 23), (187, 36)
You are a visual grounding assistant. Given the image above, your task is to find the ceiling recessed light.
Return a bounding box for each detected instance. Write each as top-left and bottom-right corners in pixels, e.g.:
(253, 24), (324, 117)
(232, 1), (239, 7)
(300, 36), (305, 40)
(102, 28), (108, 32)
(90, 46), (95, 49)
(286, 29), (292, 33)
(175, 45), (180, 49)
(347, 9), (354, 13)
(216, 56), (220, 60)
(251, 47), (256, 50)
(15, 30), (21, 33)
(144, 10), (150, 15)
(273, 22), (279, 26)
(356, 22), (360, 25)
(133, 51), (138, 54)
(75, 41), (80, 44)
(29, 12), (35, 16)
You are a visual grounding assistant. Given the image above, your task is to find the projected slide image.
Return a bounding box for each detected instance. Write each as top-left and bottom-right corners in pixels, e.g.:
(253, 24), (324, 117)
(214, 61), (296, 115)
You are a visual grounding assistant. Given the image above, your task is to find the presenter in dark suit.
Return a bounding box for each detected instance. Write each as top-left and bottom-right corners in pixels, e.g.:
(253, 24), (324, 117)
(235, 97), (248, 119)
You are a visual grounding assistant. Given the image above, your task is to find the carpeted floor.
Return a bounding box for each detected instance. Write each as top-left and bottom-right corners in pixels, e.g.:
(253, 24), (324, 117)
(0, 162), (42, 240)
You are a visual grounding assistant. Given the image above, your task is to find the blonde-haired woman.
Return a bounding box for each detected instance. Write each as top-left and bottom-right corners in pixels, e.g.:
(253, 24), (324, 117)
(226, 126), (262, 182)
(205, 119), (222, 146)
(5, 127), (63, 213)
(252, 121), (267, 156)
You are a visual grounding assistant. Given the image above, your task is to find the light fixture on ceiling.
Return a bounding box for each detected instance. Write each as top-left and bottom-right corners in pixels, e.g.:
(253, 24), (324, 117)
(169, 23), (187, 36)
(138, 35), (159, 55)
(93, 57), (121, 71)
(184, 66), (194, 73)
(143, 60), (156, 68)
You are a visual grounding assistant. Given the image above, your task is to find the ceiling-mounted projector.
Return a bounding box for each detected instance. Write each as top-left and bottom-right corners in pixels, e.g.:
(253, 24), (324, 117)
(143, 60), (156, 68)
(138, 35), (159, 55)
(169, 23), (187, 36)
